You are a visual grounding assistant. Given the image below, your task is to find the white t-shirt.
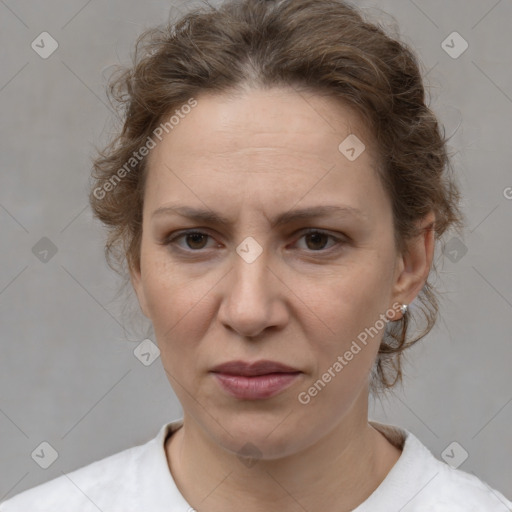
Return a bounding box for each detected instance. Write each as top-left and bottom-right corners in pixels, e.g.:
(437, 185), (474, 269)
(1, 418), (510, 511)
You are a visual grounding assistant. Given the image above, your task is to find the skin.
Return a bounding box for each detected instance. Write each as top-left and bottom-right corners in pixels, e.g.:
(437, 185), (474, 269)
(130, 86), (435, 512)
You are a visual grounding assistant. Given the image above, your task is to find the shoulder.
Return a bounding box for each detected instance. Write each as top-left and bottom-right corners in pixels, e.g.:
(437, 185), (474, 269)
(0, 443), (144, 512)
(422, 461), (512, 511)
(0, 422), (180, 512)
(367, 421), (512, 511)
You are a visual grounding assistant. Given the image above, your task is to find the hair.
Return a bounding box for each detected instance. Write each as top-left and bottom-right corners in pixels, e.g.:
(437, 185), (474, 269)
(89, 0), (465, 396)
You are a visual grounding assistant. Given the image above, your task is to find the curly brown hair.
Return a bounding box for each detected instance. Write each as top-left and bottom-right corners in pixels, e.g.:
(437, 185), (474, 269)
(89, 0), (465, 396)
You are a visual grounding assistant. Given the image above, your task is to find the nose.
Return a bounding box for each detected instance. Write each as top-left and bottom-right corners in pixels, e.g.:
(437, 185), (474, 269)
(216, 246), (288, 339)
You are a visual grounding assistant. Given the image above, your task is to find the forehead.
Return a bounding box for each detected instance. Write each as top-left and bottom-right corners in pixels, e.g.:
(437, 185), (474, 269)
(144, 87), (387, 220)
(149, 87), (375, 165)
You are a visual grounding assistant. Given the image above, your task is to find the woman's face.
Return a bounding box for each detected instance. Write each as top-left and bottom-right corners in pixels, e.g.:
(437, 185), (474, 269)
(131, 87), (428, 459)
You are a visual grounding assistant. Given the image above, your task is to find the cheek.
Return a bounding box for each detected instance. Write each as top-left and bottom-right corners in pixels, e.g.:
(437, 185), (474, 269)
(300, 259), (394, 384)
(298, 283), (385, 409)
(139, 250), (216, 351)
(144, 273), (205, 338)
(309, 263), (392, 337)
(140, 242), (190, 314)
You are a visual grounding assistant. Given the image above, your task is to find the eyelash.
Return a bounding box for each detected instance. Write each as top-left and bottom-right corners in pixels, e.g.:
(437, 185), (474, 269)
(164, 229), (346, 256)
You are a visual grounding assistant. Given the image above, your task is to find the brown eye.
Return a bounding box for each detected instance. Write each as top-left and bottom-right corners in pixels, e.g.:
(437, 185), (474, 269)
(166, 230), (215, 251)
(183, 232), (209, 250)
(294, 230), (342, 252)
(164, 228), (345, 256)
(304, 232), (330, 251)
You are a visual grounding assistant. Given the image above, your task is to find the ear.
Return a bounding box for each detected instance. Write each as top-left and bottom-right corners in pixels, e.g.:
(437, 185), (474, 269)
(129, 260), (151, 319)
(391, 211), (436, 315)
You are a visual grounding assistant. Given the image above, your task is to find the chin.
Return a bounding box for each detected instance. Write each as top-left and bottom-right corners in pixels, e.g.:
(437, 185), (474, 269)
(207, 411), (309, 461)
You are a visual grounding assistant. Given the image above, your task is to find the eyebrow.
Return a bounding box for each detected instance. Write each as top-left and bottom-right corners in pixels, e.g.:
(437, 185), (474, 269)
(151, 204), (366, 228)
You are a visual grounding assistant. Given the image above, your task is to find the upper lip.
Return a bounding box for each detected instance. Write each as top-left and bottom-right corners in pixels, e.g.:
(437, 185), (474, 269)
(210, 360), (301, 376)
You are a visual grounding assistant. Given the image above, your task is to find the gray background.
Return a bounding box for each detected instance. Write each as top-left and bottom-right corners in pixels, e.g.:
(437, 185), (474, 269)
(1, 0), (511, 503)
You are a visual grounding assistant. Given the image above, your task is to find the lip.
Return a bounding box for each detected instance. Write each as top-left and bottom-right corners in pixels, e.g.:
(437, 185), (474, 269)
(210, 359), (300, 376)
(210, 360), (302, 400)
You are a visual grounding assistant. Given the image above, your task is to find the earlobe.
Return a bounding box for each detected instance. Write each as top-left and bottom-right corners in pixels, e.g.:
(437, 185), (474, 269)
(391, 211), (436, 311)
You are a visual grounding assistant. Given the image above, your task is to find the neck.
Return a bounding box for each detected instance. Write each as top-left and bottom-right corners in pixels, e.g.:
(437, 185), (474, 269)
(166, 406), (401, 512)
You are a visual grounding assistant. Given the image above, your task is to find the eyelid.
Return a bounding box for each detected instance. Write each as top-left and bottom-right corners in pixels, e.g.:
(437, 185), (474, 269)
(293, 229), (346, 252)
(164, 227), (347, 254)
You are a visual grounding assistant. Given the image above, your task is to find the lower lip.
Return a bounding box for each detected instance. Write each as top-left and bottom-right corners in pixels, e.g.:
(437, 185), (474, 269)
(212, 372), (301, 399)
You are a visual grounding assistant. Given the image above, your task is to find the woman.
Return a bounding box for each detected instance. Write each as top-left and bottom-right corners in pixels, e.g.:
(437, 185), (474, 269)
(2, 0), (510, 510)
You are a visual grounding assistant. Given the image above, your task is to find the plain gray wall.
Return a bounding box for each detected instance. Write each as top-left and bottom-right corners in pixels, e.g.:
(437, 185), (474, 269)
(1, 0), (511, 502)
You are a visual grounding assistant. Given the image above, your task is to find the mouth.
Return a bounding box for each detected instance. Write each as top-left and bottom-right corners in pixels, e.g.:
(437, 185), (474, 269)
(210, 359), (300, 376)
(210, 360), (302, 399)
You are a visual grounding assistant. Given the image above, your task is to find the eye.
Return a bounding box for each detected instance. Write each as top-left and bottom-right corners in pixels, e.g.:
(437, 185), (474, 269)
(166, 231), (218, 251)
(164, 229), (345, 254)
(293, 229), (342, 252)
